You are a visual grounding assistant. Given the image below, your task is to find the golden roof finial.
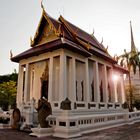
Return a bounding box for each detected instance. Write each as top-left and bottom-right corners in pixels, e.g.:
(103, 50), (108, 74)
(41, 0), (45, 11)
(86, 42), (91, 50)
(113, 54), (119, 62)
(91, 28), (94, 36)
(55, 24), (61, 36)
(101, 37), (103, 44)
(10, 49), (13, 59)
(30, 36), (33, 46)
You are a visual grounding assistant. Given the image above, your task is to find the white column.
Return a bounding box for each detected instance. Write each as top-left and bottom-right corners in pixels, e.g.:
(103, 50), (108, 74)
(102, 65), (108, 103)
(70, 57), (76, 109)
(85, 59), (90, 103)
(59, 51), (67, 101)
(24, 63), (30, 103)
(110, 69), (116, 103)
(17, 64), (24, 107)
(70, 58), (76, 101)
(114, 78), (118, 102)
(48, 57), (53, 102)
(94, 61), (100, 102)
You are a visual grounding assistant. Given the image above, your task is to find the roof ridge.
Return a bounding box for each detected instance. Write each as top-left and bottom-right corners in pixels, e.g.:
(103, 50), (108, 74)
(58, 15), (107, 52)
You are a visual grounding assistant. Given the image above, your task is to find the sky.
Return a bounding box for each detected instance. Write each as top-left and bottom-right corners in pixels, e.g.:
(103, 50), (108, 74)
(0, 0), (140, 75)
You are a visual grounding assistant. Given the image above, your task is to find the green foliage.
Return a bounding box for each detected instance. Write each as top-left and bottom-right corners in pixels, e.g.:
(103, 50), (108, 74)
(119, 49), (140, 112)
(133, 99), (140, 110)
(122, 101), (129, 109)
(0, 70), (18, 84)
(0, 70), (18, 111)
(125, 85), (136, 101)
(0, 117), (10, 124)
(119, 49), (140, 74)
(0, 81), (17, 110)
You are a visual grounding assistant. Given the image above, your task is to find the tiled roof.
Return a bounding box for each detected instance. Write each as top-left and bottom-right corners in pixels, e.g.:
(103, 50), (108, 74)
(11, 9), (116, 64)
(113, 64), (128, 73)
(11, 38), (91, 62)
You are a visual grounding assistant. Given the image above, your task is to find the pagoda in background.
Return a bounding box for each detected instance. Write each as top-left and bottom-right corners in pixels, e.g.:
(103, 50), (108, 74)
(125, 22), (140, 101)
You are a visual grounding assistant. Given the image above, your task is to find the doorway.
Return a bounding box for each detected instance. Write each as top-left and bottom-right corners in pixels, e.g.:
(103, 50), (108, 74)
(41, 80), (48, 99)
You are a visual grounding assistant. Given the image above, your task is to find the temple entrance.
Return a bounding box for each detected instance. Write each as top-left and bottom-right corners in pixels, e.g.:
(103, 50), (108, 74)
(40, 61), (49, 100)
(41, 80), (48, 99)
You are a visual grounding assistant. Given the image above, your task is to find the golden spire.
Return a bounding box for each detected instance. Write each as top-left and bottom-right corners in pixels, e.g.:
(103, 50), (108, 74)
(130, 21), (137, 53)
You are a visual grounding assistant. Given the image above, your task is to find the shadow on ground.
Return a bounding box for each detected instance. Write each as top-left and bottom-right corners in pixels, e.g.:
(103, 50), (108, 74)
(1, 122), (140, 140)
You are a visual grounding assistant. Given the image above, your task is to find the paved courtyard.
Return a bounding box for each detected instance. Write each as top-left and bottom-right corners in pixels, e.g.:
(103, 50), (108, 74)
(0, 122), (140, 140)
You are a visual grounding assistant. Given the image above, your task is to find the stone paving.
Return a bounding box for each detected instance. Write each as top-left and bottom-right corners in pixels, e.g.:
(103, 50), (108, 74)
(0, 122), (140, 140)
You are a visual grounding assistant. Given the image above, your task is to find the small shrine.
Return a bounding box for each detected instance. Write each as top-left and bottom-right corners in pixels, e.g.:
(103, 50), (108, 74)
(11, 7), (140, 138)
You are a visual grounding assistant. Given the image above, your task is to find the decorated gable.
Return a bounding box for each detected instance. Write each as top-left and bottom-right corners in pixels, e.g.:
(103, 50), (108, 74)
(31, 14), (59, 47)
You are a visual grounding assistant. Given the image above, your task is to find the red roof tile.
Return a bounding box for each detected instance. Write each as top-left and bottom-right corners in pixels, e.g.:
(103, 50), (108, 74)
(11, 38), (91, 62)
(11, 10), (116, 64)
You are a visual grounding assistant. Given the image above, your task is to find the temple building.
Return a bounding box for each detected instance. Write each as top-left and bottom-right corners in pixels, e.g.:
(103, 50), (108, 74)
(11, 8), (140, 138)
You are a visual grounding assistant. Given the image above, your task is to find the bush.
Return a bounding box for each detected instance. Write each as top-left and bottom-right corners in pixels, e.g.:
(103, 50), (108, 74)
(0, 117), (10, 124)
(122, 102), (129, 109)
(133, 100), (140, 110)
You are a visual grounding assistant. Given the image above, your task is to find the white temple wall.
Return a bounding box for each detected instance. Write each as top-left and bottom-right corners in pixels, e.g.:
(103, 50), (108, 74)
(32, 60), (46, 101)
(17, 48), (126, 111)
(64, 49), (119, 105)
(18, 49), (62, 104)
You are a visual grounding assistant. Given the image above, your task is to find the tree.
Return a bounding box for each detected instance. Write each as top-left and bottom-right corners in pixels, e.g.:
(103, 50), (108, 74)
(0, 70), (18, 110)
(0, 69), (18, 84)
(0, 81), (17, 110)
(118, 49), (140, 111)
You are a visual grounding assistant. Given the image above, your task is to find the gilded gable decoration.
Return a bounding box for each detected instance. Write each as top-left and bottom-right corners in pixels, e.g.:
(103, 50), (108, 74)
(41, 61), (49, 81)
(54, 24), (62, 36)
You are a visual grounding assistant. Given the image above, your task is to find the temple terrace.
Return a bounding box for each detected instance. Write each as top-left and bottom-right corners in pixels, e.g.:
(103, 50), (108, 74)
(11, 7), (140, 138)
